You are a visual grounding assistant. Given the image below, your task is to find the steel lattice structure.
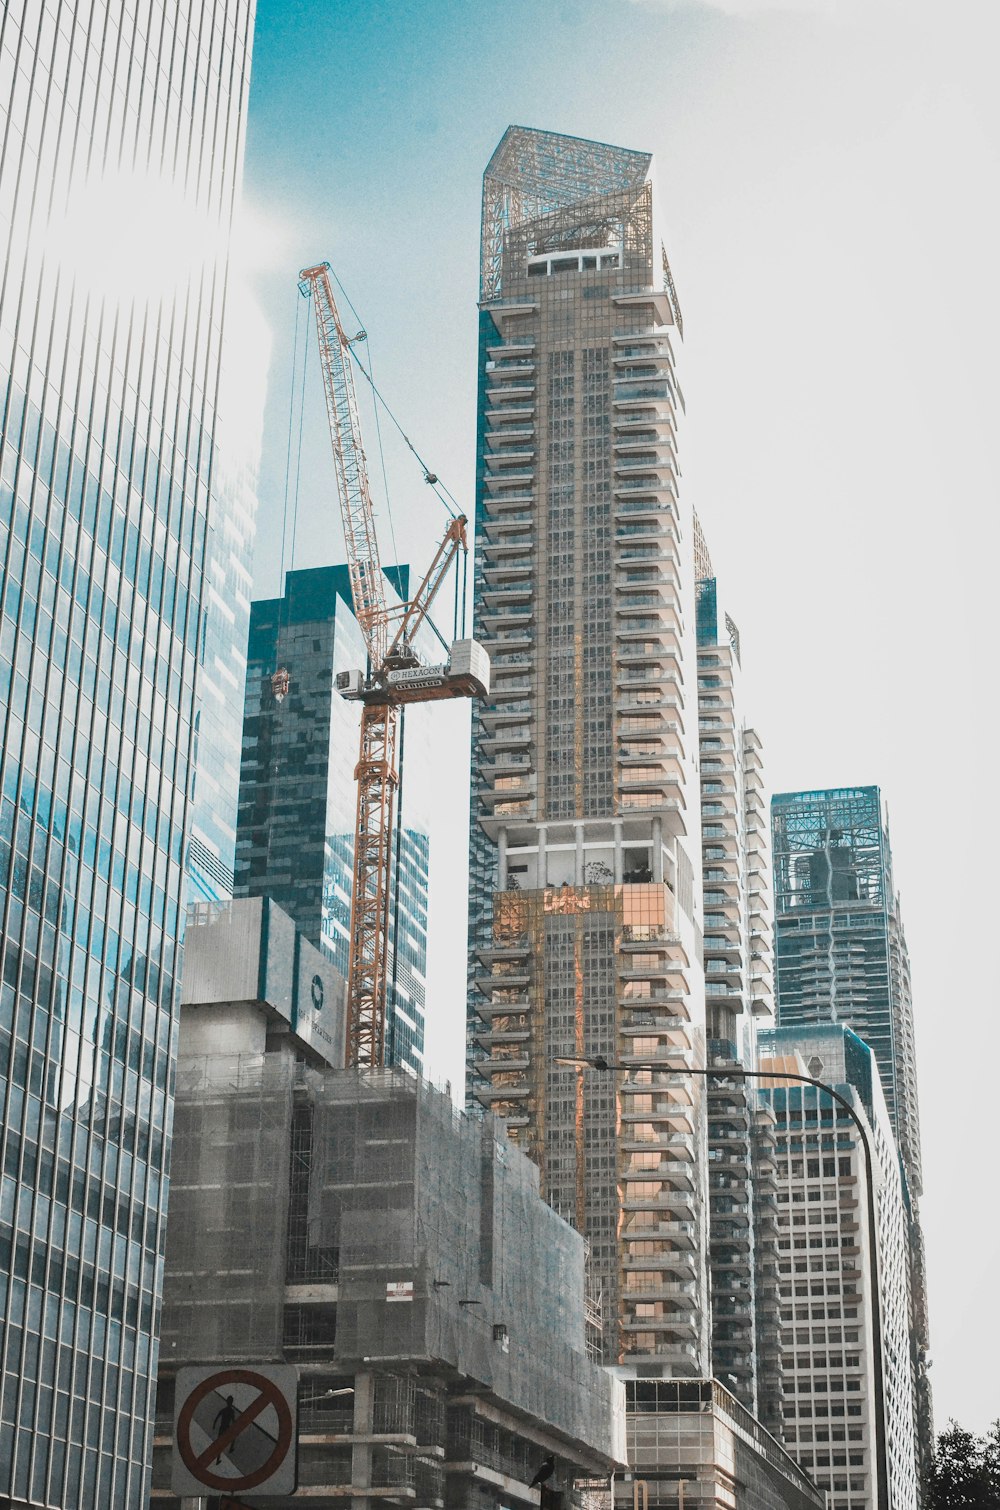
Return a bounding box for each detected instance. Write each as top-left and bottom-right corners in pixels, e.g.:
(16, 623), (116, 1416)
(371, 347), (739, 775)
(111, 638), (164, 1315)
(300, 264), (487, 1069)
(480, 125), (653, 300)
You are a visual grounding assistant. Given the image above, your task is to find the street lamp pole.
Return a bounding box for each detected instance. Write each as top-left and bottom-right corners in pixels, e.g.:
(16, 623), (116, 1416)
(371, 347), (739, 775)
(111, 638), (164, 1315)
(554, 1056), (889, 1510)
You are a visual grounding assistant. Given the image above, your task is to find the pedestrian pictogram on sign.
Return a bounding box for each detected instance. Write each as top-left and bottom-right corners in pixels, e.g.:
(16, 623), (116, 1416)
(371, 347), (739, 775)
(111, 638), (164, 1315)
(171, 1365), (298, 1496)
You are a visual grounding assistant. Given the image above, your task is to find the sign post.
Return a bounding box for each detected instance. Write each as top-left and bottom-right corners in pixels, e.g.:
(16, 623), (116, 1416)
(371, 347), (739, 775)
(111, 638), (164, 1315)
(172, 1365), (298, 1497)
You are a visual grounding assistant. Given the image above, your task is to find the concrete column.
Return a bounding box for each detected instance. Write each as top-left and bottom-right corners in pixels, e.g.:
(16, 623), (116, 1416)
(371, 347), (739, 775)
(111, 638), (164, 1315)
(537, 824), (547, 888)
(497, 826), (507, 890)
(351, 1370), (375, 1510)
(652, 816), (664, 884)
(575, 823), (585, 885)
(613, 821), (624, 883)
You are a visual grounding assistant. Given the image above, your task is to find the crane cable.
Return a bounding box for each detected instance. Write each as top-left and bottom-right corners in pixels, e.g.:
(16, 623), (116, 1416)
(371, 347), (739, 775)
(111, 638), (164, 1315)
(288, 304), (310, 574)
(327, 266), (463, 523)
(364, 330), (402, 581)
(279, 291), (303, 591)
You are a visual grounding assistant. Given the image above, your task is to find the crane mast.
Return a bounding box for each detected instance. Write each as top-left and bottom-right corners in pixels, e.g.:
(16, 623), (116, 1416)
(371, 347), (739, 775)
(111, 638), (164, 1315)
(299, 263), (489, 1069)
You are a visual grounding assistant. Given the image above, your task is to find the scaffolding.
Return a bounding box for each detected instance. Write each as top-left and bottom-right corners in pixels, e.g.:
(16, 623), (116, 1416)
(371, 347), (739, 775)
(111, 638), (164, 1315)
(154, 1059), (623, 1506)
(160, 1054), (293, 1362)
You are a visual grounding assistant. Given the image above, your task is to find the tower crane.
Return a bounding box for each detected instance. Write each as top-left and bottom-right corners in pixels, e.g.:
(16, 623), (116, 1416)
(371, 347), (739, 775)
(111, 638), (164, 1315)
(298, 263), (490, 1069)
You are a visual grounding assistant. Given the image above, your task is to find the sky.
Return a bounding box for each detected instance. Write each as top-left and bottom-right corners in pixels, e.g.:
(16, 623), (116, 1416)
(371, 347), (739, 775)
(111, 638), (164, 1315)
(237, 0), (1000, 1435)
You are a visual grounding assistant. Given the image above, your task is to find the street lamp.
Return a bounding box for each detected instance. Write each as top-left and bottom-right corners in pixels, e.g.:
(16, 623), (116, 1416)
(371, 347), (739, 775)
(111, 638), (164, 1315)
(554, 1055), (889, 1510)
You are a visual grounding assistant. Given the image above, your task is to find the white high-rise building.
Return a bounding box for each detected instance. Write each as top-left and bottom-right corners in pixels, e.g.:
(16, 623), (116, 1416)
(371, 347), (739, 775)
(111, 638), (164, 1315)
(693, 517), (783, 1437)
(760, 1025), (919, 1510)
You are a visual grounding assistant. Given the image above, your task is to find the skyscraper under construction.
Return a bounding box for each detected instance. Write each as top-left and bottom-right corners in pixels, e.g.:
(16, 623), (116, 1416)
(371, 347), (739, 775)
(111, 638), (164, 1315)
(466, 123), (706, 1376)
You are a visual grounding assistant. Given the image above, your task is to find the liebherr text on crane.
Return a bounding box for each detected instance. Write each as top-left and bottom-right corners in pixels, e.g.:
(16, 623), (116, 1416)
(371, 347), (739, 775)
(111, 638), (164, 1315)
(298, 263), (490, 1070)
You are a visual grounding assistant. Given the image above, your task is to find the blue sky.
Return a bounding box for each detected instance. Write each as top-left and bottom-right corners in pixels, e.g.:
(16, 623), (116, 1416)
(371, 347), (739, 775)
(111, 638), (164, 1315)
(239, 0), (1000, 1433)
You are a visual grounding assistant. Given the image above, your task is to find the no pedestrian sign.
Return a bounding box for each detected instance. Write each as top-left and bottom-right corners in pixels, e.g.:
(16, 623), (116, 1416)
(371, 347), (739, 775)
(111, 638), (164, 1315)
(171, 1365), (298, 1496)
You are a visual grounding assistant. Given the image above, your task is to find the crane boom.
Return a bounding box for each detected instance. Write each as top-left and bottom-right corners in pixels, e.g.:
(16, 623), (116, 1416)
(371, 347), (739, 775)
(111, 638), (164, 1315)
(300, 263), (387, 666)
(299, 260), (489, 1070)
(387, 515), (468, 663)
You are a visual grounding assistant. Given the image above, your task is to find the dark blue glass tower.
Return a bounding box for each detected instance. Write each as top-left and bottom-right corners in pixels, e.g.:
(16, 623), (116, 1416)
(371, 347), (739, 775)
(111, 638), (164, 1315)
(770, 786), (920, 1192)
(235, 565), (429, 1075)
(771, 785), (932, 1482)
(0, 2), (256, 1504)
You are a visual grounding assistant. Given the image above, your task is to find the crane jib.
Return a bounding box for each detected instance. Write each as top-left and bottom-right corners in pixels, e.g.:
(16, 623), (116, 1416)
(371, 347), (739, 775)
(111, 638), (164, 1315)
(300, 260), (490, 1070)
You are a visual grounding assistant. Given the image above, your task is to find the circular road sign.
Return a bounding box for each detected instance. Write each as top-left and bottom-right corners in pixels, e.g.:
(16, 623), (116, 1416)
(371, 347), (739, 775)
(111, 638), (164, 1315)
(175, 1366), (296, 1493)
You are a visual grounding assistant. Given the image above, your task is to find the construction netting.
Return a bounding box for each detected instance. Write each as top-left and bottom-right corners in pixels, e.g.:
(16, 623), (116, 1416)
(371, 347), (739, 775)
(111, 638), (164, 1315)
(308, 1068), (619, 1458)
(160, 1052), (293, 1361)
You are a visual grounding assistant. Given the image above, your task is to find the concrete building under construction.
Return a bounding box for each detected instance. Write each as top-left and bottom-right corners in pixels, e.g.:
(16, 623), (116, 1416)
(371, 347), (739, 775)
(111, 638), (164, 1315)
(150, 899), (624, 1507)
(466, 120), (708, 1381)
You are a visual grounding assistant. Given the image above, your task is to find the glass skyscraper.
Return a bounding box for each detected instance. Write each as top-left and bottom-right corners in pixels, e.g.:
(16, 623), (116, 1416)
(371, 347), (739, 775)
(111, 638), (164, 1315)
(0, 0), (256, 1504)
(759, 1024), (920, 1510)
(235, 564), (429, 1075)
(770, 788), (921, 1196)
(770, 786), (932, 1489)
(187, 287), (268, 904)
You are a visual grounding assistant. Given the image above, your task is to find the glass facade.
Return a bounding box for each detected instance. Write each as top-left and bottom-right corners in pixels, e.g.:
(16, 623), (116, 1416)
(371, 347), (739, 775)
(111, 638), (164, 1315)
(770, 785), (932, 1487)
(759, 1026), (920, 1510)
(623, 1379), (822, 1510)
(0, 0), (255, 1503)
(235, 564), (428, 1075)
(770, 787), (920, 1195)
(187, 287), (268, 904)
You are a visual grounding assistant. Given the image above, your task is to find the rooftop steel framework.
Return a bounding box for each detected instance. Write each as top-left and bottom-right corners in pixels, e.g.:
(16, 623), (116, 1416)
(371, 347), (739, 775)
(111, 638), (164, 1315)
(481, 125), (653, 300)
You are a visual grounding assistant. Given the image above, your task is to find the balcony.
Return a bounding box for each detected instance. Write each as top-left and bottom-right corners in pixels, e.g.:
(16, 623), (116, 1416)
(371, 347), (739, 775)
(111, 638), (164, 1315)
(486, 339), (535, 355)
(622, 1278), (697, 1301)
(482, 489), (535, 511)
(479, 698), (531, 728)
(705, 963), (744, 991)
(478, 601), (534, 632)
(616, 664), (680, 694)
(623, 1237), (697, 1266)
(473, 1021), (530, 1050)
(480, 781), (535, 810)
(478, 1054), (531, 1076)
(623, 1099), (695, 1133)
(485, 370), (535, 397)
(615, 585), (681, 617)
(615, 446), (675, 473)
(710, 1202), (751, 1228)
(621, 1312), (700, 1340)
(477, 728), (531, 757)
(481, 533), (534, 560)
(483, 471), (535, 497)
(481, 750), (533, 778)
(472, 1081), (531, 1111)
(484, 419), (535, 445)
(474, 964), (530, 993)
(619, 1007), (688, 1031)
(622, 1135), (694, 1165)
(619, 1115), (694, 1144)
(474, 995), (532, 1019)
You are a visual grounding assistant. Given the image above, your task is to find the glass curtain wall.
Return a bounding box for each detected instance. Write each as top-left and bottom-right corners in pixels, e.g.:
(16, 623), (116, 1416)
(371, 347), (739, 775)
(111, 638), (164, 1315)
(0, 1), (256, 1503)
